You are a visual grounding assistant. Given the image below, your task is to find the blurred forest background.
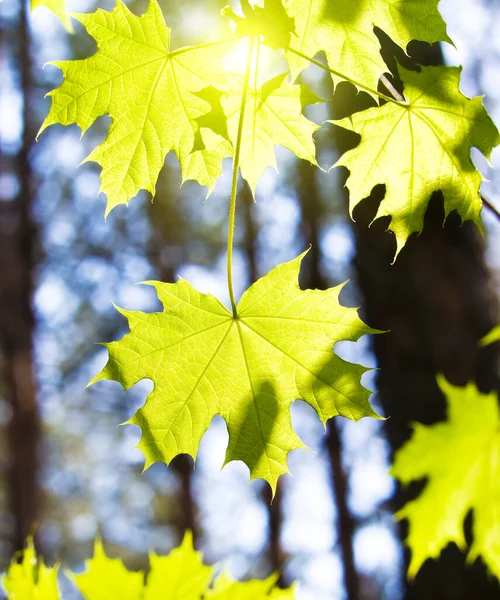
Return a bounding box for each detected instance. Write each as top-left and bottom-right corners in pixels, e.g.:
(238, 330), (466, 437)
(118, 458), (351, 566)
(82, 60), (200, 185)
(1, 0), (500, 598)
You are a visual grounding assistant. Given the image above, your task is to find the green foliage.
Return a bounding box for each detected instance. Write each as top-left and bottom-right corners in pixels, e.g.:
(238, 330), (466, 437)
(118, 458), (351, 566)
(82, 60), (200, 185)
(208, 572), (295, 599)
(2, 539), (59, 599)
(40, 0), (233, 214)
(332, 66), (500, 256)
(72, 540), (144, 600)
(392, 377), (500, 579)
(283, 0), (451, 90)
(2, 534), (293, 599)
(222, 0), (295, 50)
(39, 0), (498, 251)
(37, 0), (500, 540)
(222, 71), (321, 193)
(91, 253), (379, 491)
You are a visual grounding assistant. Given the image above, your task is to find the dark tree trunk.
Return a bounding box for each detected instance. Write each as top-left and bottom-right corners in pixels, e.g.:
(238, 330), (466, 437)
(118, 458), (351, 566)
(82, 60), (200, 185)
(296, 159), (363, 600)
(0, 0), (41, 555)
(330, 38), (500, 599)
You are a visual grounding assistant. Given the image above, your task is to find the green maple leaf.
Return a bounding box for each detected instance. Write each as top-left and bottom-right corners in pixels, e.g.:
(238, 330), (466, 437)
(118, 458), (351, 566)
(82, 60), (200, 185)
(30, 0), (73, 32)
(222, 71), (321, 193)
(72, 540), (144, 600)
(392, 376), (500, 579)
(208, 573), (295, 599)
(283, 0), (451, 91)
(332, 66), (500, 256)
(144, 532), (212, 600)
(39, 0), (234, 215)
(90, 252), (379, 492)
(2, 540), (59, 600)
(222, 0), (295, 50)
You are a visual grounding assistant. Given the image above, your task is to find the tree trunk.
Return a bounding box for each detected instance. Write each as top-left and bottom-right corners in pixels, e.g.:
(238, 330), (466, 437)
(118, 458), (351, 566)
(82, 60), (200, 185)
(330, 39), (500, 598)
(0, 0), (41, 556)
(296, 159), (363, 600)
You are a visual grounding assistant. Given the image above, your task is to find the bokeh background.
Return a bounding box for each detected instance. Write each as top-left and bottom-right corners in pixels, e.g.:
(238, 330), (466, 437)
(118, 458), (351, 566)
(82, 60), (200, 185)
(1, 0), (500, 598)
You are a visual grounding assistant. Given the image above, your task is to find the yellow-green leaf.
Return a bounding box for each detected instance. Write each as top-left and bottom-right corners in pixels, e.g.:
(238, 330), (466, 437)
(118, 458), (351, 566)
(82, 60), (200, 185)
(144, 532), (212, 600)
(39, 0), (234, 215)
(2, 539), (59, 600)
(392, 376), (500, 580)
(222, 71), (321, 192)
(332, 66), (500, 257)
(90, 252), (379, 492)
(208, 572), (295, 599)
(284, 0), (451, 91)
(73, 540), (144, 600)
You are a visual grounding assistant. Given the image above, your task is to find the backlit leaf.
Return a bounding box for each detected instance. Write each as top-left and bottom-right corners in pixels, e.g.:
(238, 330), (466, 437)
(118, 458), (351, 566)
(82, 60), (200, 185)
(90, 252), (379, 492)
(332, 66), (500, 256)
(392, 377), (500, 579)
(221, 70), (321, 192)
(284, 0), (451, 92)
(2, 539), (59, 600)
(39, 0), (234, 215)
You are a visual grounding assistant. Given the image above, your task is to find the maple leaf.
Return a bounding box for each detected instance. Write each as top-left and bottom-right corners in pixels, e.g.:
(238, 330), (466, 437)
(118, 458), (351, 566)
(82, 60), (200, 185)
(72, 540), (144, 600)
(222, 0), (295, 50)
(392, 376), (500, 579)
(208, 572), (295, 599)
(332, 66), (500, 256)
(39, 0), (234, 215)
(283, 0), (451, 92)
(144, 532), (213, 600)
(221, 71), (321, 193)
(2, 539), (59, 600)
(90, 252), (379, 492)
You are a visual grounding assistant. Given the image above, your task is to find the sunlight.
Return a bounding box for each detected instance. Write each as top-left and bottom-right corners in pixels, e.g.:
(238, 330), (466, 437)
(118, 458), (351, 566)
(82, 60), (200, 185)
(222, 38), (281, 87)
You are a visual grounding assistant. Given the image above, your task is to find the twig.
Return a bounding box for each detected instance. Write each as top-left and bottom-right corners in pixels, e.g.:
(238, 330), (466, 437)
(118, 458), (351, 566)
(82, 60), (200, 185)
(379, 74), (406, 103)
(483, 196), (500, 222)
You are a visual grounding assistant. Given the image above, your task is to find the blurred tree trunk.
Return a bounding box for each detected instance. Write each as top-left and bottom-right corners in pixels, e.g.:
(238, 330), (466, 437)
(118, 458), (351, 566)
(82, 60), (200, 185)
(296, 160), (362, 600)
(330, 38), (500, 598)
(0, 0), (41, 555)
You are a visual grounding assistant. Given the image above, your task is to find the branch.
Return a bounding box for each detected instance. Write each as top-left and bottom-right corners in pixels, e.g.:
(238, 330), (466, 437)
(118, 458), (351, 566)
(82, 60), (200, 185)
(483, 196), (500, 223)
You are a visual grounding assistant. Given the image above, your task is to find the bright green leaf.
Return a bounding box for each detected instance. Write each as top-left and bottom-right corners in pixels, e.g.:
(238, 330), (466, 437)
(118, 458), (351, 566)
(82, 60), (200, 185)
(480, 326), (500, 346)
(222, 0), (295, 50)
(283, 0), (451, 91)
(39, 0), (234, 215)
(2, 539), (59, 600)
(208, 572), (295, 599)
(392, 376), (500, 580)
(30, 0), (73, 32)
(90, 252), (379, 492)
(222, 70), (321, 193)
(73, 540), (144, 600)
(332, 66), (500, 256)
(144, 532), (212, 600)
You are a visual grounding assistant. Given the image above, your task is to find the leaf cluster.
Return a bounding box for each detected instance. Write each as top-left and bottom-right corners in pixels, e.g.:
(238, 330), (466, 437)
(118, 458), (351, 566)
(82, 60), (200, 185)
(1, 534), (295, 599)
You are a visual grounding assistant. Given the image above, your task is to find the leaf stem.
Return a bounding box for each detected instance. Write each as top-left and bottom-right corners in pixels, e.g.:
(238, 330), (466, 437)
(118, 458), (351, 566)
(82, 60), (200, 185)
(287, 46), (407, 105)
(169, 38), (234, 58)
(380, 74), (406, 103)
(227, 36), (256, 318)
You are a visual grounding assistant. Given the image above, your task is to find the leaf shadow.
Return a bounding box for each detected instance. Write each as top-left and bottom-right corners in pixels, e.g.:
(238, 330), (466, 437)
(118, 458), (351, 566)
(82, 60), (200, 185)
(225, 379), (285, 482)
